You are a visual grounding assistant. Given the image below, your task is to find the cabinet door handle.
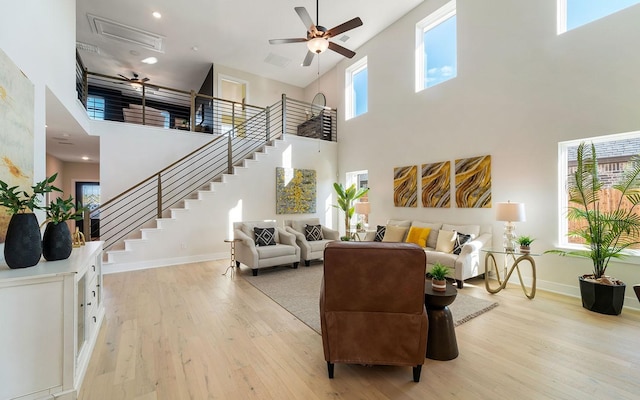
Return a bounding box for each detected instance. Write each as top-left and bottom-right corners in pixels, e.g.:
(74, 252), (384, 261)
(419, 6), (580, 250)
(92, 265), (96, 272)
(93, 316), (96, 323)
(87, 302), (92, 306)
(92, 290), (96, 297)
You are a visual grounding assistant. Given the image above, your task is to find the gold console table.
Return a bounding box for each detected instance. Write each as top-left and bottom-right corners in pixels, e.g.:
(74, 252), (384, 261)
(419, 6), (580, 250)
(482, 248), (538, 299)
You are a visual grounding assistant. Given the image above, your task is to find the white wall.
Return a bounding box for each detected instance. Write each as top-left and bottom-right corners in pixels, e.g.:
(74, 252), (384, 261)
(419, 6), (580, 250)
(321, 0), (640, 304)
(0, 0), (78, 258)
(94, 121), (214, 200)
(214, 64), (305, 107)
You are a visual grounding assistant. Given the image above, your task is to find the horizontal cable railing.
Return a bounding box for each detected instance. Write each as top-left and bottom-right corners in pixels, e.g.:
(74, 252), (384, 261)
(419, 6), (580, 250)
(80, 71), (264, 134)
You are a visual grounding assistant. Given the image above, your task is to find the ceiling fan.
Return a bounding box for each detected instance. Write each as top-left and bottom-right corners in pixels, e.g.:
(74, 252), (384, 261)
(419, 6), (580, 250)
(269, 0), (363, 66)
(118, 73), (159, 91)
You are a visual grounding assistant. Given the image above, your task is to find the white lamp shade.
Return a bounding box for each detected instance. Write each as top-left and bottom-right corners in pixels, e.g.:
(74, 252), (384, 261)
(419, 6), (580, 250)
(354, 202), (370, 215)
(495, 202), (526, 222)
(307, 37), (329, 54)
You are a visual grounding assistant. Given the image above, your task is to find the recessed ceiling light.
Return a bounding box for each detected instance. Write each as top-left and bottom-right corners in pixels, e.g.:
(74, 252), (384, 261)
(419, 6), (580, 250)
(142, 57), (158, 64)
(191, 46), (199, 51)
(82, 156), (90, 161)
(152, 11), (162, 19)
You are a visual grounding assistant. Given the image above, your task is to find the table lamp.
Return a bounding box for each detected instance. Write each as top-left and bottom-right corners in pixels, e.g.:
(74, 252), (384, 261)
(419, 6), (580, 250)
(354, 202), (370, 232)
(495, 201), (526, 251)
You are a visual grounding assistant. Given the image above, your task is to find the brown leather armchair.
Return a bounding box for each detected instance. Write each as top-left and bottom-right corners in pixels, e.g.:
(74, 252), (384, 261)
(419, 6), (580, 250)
(320, 241), (428, 382)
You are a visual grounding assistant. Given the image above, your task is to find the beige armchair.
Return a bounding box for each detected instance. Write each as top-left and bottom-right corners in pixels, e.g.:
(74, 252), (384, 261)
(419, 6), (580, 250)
(284, 218), (339, 266)
(233, 220), (300, 276)
(320, 241), (428, 382)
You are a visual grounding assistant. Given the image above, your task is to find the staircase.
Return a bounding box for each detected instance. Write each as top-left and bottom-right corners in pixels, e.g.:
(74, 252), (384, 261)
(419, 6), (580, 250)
(96, 96), (338, 273)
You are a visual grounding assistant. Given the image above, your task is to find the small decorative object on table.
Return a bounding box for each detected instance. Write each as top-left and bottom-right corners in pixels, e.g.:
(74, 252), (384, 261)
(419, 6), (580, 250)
(429, 262), (450, 292)
(72, 227), (86, 247)
(516, 235), (534, 253)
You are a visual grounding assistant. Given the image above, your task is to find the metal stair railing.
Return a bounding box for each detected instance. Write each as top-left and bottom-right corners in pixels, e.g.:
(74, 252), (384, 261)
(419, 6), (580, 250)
(90, 94), (337, 251)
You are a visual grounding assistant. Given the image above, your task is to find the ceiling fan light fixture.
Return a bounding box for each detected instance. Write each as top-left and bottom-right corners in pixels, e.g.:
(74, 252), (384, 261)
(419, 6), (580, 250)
(307, 37), (329, 54)
(130, 82), (143, 89)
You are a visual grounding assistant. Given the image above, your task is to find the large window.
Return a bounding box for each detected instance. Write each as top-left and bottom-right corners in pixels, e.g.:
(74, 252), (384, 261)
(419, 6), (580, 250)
(558, 0), (640, 34)
(415, 0), (457, 91)
(557, 132), (640, 250)
(345, 57), (368, 120)
(87, 95), (105, 120)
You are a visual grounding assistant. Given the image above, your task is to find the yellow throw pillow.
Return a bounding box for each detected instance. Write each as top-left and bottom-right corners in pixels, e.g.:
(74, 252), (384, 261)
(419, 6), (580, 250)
(405, 226), (431, 247)
(435, 230), (457, 253)
(382, 225), (408, 242)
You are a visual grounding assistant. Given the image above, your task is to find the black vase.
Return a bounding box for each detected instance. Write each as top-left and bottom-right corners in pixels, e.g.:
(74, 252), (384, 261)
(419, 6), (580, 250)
(579, 275), (626, 315)
(42, 222), (72, 261)
(4, 213), (42, 269)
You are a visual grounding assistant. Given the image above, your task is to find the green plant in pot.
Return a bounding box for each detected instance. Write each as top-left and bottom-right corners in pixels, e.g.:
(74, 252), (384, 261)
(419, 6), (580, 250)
(429, 262), (450, 292)
(332, 183), (369, 240)
(42, 195), (87, 261)
(545, 142), (640, 315)
(516, 235), (534, 253)
(0, 173), (61, 268)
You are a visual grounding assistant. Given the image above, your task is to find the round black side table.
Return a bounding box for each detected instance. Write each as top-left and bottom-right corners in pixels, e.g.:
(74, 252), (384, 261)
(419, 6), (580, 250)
(424, 280), (459, 360)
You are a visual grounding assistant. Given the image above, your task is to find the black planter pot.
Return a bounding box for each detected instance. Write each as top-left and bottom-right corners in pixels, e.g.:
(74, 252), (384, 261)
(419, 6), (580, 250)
(42, 222), (72, 261)
(3, 213), (42, 269)
(579, 275), (626, 315)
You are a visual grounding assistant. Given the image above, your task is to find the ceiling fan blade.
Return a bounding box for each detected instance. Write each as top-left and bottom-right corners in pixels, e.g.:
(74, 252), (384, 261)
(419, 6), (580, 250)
(302, 51), (315, 67)
(294, 7), (316, 31)
(118, 74), (129, 80)
(328, 42), (356, 58)
(269, 38), (308, 45)
(326, 17), (363, 38)
(141, 77), (150, 83)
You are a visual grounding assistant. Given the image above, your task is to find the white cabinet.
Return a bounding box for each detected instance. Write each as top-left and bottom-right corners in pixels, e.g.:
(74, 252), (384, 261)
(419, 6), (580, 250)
(0, 242), (104, 400)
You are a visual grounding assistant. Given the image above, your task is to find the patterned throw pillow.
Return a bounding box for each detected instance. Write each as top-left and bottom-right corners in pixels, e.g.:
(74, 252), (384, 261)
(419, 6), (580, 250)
(374, 225), (386, 242)
(453, 233), (472, 255)
(254, 227), (276, 246)
(305, 224), (323, 241)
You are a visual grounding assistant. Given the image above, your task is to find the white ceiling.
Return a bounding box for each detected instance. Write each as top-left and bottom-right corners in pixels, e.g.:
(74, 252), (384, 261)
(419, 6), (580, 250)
(48, 0), (423, 163)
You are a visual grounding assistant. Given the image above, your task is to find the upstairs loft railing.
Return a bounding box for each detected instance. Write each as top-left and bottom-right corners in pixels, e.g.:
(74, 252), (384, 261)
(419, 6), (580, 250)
(85, 94), (337, 251)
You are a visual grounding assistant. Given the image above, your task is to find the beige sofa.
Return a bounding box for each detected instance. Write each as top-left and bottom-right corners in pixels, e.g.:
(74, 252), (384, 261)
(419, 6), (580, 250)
(365, 219), (492, 288)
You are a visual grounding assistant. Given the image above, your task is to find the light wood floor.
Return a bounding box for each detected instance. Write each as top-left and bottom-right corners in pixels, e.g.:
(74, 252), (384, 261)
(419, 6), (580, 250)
(79, 260), (640, 400)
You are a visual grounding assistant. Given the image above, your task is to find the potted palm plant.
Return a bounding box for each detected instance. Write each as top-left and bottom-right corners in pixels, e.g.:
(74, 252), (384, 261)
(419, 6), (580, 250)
(42, 195), (86, 261)
(546, 142), (640, 315)
(0, 173), (61, 268)
(332, 183), (369, 240)
(429, 262), (450, 292)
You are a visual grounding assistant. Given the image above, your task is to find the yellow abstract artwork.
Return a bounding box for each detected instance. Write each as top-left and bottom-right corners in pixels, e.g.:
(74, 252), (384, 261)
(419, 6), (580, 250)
(394, 166), (418, 207)
(276, 167), (316, 214)
(455, 155), (491, 208)
(0, 49), (35, 242)
(422, 161), (451, 208)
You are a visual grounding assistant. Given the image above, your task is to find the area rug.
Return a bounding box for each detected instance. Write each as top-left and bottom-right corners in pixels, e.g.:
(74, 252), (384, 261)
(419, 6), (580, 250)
(240, 265), (498, 334)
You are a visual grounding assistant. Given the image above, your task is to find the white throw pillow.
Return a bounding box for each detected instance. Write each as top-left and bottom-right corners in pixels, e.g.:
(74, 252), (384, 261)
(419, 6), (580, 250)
(382, 225), (408, 242)
(435, 230), (457, 253)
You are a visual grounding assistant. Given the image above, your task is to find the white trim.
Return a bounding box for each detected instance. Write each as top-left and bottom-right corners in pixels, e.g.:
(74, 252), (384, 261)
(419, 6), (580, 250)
(415, 0), (457, 92)
(345, 56), (368, 120)
(556, 0), (568, 34)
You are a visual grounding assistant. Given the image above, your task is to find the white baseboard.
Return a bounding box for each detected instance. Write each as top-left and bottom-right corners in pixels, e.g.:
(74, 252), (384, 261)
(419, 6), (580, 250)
(103, 251), (229, 274)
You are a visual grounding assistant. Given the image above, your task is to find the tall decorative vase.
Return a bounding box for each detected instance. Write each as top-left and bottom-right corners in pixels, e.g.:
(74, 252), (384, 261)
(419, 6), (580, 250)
(42, 222), (72, 261)
(4, 213), (42, 269)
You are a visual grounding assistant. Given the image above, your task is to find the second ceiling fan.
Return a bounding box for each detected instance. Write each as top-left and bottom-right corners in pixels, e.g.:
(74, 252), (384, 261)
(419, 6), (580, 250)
(269, 0), (363, 66)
